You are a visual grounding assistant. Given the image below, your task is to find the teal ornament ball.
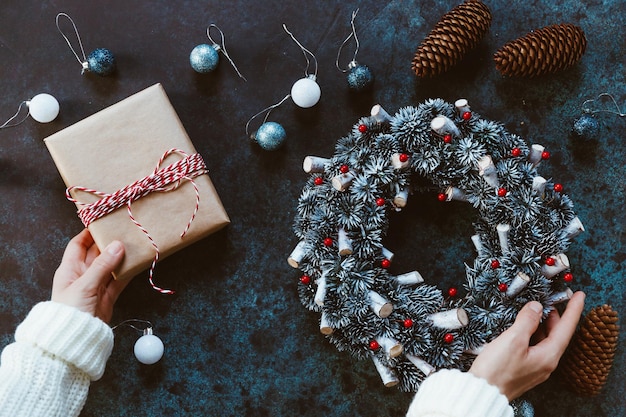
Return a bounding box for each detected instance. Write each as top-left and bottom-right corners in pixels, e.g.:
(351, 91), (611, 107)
(572, 113), (599, 141)
(253, 122), (286, 151)
(190, 44), (219, 73)
(86, 48), (116, 76)
(511, 398), (534, 417)
(347, 63), (374, 91)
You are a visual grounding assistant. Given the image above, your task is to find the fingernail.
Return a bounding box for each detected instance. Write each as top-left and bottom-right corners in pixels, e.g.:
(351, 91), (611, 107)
(106, 241), (123, 255)
(529, 301), (543, 314)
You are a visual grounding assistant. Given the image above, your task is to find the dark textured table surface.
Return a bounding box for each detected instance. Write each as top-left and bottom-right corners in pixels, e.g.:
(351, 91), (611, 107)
(1, 1), (624, 416)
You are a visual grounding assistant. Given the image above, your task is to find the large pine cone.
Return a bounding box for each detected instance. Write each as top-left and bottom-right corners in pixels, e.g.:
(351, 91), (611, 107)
(494, 24), (587, 77)
(412, 0), (492, 77)
(559, 304), (619, 396)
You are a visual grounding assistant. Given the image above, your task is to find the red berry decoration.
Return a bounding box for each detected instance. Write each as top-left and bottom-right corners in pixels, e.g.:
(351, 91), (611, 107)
(443, 134), (452, 144)
(553, 183), (563, 193)
(498, 283), (508, 292)
(447, 287), (458, 297)
(314, 177), (323, 186)
(376, 198), (386, 207)
(340, 164), (349, 174)
(323, 237), (333, 247)
(399, 153), (409, 162)
(443, 333), (454, 344)
(497, 187), (507, 197)
(403, 318), (414, 328)
(491, 259), (500, 269)
(369, 340), (380, 350)
(545, 257), (556, 266)
(541, 150), (551, 160)
(437, 193), (447, 202)
(358, 124), (368, 133)
(563, 272), (574, 282)
(300, 275), (311, 285)
(381, 258), (391, 269)
(511, 147), (521, 157)
(462, 111), (472, 120)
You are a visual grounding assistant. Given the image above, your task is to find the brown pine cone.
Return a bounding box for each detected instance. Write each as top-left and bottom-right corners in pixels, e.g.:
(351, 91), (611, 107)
(411, 0), (492, 78)
(559, 304), (619, 396)
(494, 24), (587, 77)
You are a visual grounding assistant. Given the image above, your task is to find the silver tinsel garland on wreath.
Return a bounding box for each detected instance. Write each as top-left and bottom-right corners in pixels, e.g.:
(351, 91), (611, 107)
(289, 98), (583, 392)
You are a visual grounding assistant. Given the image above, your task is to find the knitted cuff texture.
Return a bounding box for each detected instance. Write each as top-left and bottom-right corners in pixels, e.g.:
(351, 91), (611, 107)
(14, 301), (114, 380)
(406, 369), (513, 417)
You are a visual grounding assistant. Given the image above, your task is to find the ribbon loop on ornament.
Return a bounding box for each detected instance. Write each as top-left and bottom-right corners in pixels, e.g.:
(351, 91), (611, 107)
(0, 101), (29, 129)
(283, 24), (318, 78)
(336, 8), (361, 72)
(206, 23), (247, 81)
(55, 13), (89, 72)
(66, 148), (209, 294)
(582, 93), (626, 117)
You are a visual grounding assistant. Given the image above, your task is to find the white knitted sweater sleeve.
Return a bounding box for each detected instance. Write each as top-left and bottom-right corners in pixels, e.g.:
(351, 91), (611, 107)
(406, 369), (514, 417)
(0, 301), (114, 417)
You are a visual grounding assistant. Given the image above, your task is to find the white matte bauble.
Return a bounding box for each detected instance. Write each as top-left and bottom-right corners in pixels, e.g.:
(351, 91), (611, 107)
(27, 93), (60, 123)
(291, 76), (321, 108)
(134, 331), (164, 365)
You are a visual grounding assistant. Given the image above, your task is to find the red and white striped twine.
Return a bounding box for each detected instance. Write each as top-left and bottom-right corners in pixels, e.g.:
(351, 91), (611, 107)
(66, 148), (208, 294)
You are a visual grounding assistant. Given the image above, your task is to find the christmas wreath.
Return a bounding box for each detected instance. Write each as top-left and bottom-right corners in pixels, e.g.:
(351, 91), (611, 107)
(288, 98), (584, 392)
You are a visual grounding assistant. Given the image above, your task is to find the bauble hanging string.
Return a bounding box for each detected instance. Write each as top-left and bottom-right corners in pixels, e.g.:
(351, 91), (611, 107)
(572, 93), (625, 141)
(0, 93), (60, 128)
(243, 24), (320, 150)
(245, 94), (290, 151)
(111, 319), (164, 365)
(55, 12), (116, 76)
(336, 8), (374, 92)
(189, 24), (247, 81)
(283, 24), (321, 108)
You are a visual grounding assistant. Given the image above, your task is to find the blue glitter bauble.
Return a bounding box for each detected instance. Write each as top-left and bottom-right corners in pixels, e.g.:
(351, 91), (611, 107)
(190, 44), (220, 73)
(511, 398), (534, 417)
(347, 64), (374, 91)
(86, 48), (116, 76)
(572, 113), (599, 141)
(253, 122), (286, 151)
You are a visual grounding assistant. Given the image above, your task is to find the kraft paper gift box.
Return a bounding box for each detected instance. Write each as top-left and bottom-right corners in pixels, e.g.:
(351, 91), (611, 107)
(44, 83), (230, 283)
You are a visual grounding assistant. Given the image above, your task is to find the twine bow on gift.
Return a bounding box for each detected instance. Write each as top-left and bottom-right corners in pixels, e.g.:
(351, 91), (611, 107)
(66, 148), (209, 294)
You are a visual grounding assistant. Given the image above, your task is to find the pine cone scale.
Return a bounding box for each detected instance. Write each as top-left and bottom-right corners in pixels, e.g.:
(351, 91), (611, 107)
(559, 304), (619, 396)
(412, 0), (492, 77)
(494, 24), (586, 77)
